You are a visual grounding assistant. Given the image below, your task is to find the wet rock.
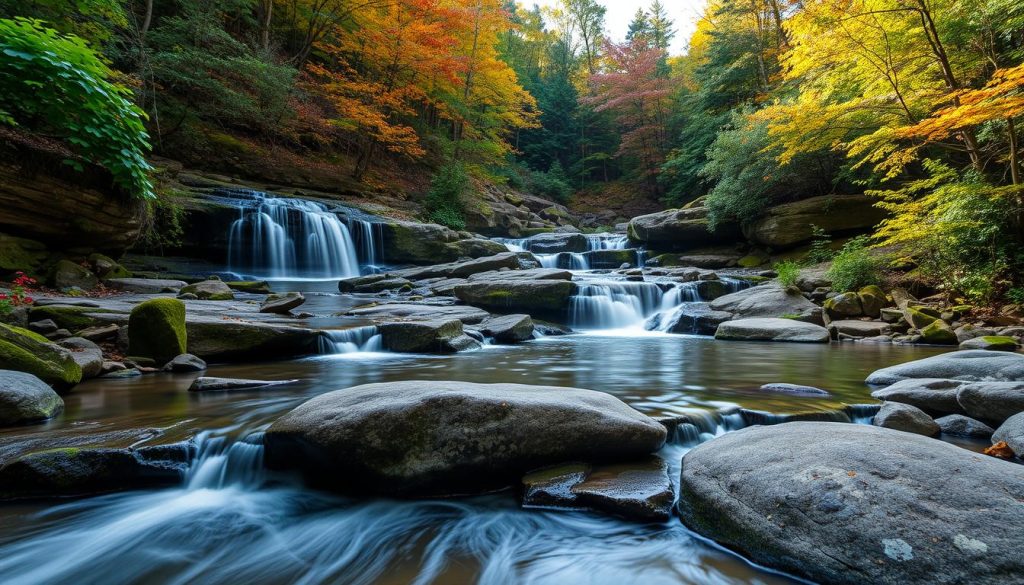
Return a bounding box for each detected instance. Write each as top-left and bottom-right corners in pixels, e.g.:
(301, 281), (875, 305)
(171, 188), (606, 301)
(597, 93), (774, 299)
(992, 412), (1024, 458)
(188, 377), (297, 392)
(379, 220), (507, 264)
(162, 353), (207, 373)
(870, 379), (966, 416)
(347, 303), (489, 325)
(178, 279), (234, 301)
(224, 280), (271, 294)
(824, 292), (863, 318)
(828, 320), (891, 339)
(880, 307), (903, 323)
(0, 323), (81, 391)
(100, 361), (126, 375)
(0, 370), (63, 426)
(265, 381), (667, 496)
(872, 402), (940, 436)
(0, 427), (193, 499)
(454, 280), (577, 314)
(128, 298), (187, 366)
(959, 336), (1020, 351)
(858, 285), (889, 318)
(27, 320), (58, 335)
(186, 317), (320, 361)
(919, 320), (957, 345)
(865, 350), (1024, 386)
(467, 268), (573, 282)
(477, 314), (534, 343)
(395, 252), (525, 281)
(955, 382), (1024, 425)
(338, 274), (413, 293)
(585, 249), (638, 269)
(758, 383), (831, 397)
(259, 292), (306, 314)
(379, 319), (481, 353)
(655, 304), (733, 335)
(518, 233), (588, 254)
(105, 278), (188, 294)
(57, 337), (104, 379)
(570, 457), (674, 522)
(522, 463), (590, 509)
(903, 305), (940, 330)
(75, 323), (119, 342)
(677, 422), (1024, 585)
(709, 284), (823, 324)
(935, 414), (994, 439)
(101, 368), (141, 378)
(715, 318), (830, 343)
(740, 409), (851, 425)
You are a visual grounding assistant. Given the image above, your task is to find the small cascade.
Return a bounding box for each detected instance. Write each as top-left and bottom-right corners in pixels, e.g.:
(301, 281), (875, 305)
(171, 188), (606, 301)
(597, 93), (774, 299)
(569, 281), (666, 329)
(499, 232), (637, 270)
(347, 218), (386, 270)
(646, 278), (749, 334)
(318, 326), (384, 354)
(538, 252), (588, 270)
(226, 191), (362, 279)
(185, 432), (267, 490)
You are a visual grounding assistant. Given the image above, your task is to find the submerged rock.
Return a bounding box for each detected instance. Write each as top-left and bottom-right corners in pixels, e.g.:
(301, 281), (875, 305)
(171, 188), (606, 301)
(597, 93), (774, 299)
(521, 463), (590, 509)
(570, 457), (674, 522)
(188, 377), (297, 392)
(715, 318), (830, 343)
(0, 370), (63, 427)
(872, 402), (940, 436)
(935, 414), (994, 439)
(264, 381), (667, 496)
(678, 422), (1024, 585)
(865, 350), (1024, 386)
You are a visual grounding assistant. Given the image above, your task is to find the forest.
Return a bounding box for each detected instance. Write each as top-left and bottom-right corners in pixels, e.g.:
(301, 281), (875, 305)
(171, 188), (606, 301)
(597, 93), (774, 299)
(2, 0), (1023, 303)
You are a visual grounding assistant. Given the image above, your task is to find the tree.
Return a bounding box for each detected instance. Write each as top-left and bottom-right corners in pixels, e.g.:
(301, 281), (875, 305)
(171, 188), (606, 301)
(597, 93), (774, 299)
(564, 0), (604, 75)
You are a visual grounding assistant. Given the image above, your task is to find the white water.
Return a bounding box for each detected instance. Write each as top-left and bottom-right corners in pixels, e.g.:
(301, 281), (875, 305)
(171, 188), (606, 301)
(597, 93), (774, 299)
(568, 278), (746, 332)
(318, 326), (384, 354)
(500, 233), (637, 271)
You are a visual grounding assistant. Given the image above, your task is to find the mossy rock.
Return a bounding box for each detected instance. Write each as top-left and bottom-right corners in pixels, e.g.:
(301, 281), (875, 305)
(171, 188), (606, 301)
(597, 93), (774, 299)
(50, 259), (99, 290)
(960, 336), (1020, 351)
(0, 323), (82, 391)
(737, 254), (767, 268)
(919, 320), (957, 345)
(29, 306), (116, 331)
(88, 253), (131, 279)
(225, 280), (272, 294)
(0, 233), (48, 274)
(128, 298), (187, 365)
(904, 305), (940, 330)
(858, 285), (888, 318)
(178, 280), (234, 301)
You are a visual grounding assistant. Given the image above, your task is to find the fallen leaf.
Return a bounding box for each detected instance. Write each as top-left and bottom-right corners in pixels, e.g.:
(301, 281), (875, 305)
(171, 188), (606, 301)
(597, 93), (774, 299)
(984, 441), (1015, 459)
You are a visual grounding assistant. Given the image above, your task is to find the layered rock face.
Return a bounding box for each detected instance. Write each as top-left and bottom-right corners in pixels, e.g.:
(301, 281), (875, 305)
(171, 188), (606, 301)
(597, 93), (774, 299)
(0, 136), (145, 269)
(743, 194), (887, 248)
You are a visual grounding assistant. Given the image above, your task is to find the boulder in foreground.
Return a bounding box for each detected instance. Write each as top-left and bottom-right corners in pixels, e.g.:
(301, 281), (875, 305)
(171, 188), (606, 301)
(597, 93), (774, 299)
(715, 318), (830, 343)
(865, 350), (1024, 386)
(678, 422), (1024, 585)
(265, 381), (666, 496)
(0, 370), (63, 426)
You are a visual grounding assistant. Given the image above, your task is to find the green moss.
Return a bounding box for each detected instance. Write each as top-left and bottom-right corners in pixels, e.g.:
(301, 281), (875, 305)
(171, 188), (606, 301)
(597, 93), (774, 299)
(28, 306), (116, 331)
(920, 320), (957, 345)
(128, 298), (186, 364)
(737, 254), (767, 268)
(904, 306), (939, 330)
(225, 280), (271, 294)
(0, 233), (48, 273)
(0, 323), (82, 390)
(1, 322), (48, 343)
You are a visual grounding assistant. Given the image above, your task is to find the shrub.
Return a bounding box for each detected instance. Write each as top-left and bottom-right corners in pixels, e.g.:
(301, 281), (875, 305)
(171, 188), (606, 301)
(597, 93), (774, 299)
(529, 161), (573, 203)
(807, 225), (834, 264)
(774, 261), (801, 288)
(827, 236), (880, 292)
(425, 162), (468, 230)
(0, 18), (153, 199)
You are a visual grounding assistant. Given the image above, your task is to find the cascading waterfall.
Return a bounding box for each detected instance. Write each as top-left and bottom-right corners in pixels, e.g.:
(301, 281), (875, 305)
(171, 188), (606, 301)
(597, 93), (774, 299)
(348, 218), (386, 270)
(500, 233), (637, 270)
(224, 190), (370, 279)
(318, 326), (384, 354)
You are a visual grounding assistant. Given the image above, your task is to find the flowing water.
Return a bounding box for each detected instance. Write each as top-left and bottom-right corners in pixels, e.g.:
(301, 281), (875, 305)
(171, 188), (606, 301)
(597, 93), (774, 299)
(0, 212), (954, 584)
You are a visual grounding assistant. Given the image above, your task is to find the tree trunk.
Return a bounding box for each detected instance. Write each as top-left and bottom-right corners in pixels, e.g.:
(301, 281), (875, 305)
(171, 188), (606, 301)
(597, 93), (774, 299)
(261, 0), (274, 51)
(1010, 117), (1021, 186)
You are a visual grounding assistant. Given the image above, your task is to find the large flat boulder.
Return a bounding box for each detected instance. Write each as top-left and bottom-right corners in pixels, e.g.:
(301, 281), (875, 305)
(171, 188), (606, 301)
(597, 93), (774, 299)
(379, 220), (507, 264)
(264, 381), (666, 496)
(715, 318), (830, 343)
(185, 317), (320, 361)
(743, 194), (887, 249)
(105, 278), (188, 294)
(346, 303), (489, 325)
(866, 350), (1024, 386)
(378, 319), (481, 353)
(393, 252), (525, 281)
(627, 207), (741, 250)
(709, 284), (823, 324)
(454, 280), (577, 314)
(955, 382), (1024, 425)
(870, 378), (966, 416)
(678, 422), (1024, 585)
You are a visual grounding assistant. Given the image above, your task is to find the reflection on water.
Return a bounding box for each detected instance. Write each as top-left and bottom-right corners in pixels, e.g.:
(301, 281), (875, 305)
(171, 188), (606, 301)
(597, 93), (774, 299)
(0, 330), (945, 585)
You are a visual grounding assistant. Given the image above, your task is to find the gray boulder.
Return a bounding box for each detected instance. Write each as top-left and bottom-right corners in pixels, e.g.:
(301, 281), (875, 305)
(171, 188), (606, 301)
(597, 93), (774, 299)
(627, 207), (741, 250)
(162, 353), (207, 373)
(104, 278), (188, 294)
(715, 318), (830, 343)
(829, 320), (891, 339)
(57, 337), (104, 379)
(186, 317), (320, 361)
(467, 268), (573, 282)
(758, 383), (830, 397)
(517, 233), (588, 254)
(872, 402), (940, 436)
(346, 303), (489, 325)
(678, 422), (1024, 585)
(709, 284), (823, 324)
(653, 303), (733, 335)
(379, 319), (481, 353)
(870, 378), (967, 416)
(0, 370), (63, 426)
(338, 274), (412, 293)
(865, 350), (1024, 386)
(178, 279), (234, 301)
(264, 381), (667, 496)
(992, 412), (1024, 457)
(476, 314), (535, 343)
(955, 382), (1024, 424)
(52, 259), (98, 290)
(959, 336), (1020, 351)
(935, 414), (994, 439)
(454, 280), (577, 314)
(259, 292), (305, 314)
(742, 194), (887, 249)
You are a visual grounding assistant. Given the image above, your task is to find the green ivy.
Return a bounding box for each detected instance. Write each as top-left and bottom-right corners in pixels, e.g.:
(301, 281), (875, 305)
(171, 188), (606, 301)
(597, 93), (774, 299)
(0, 18), (154, 199)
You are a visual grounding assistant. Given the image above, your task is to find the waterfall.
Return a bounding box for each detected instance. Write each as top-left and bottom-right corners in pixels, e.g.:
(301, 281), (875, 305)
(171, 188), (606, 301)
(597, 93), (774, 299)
(225, 191), (362, 279)
(186, 432), (267, 490)
(500, 232), (636, 270)
(568, 282), (666, 329)
(348, 218), (385, 270)
(318, 326), (384, 354)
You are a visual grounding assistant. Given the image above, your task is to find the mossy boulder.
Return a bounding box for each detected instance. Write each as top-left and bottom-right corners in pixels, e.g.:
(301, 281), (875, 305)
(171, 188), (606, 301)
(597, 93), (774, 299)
(225, 280), (272, 294)
(823, 292), (863, 318)
(185, 317), (320, 361)
(737, 253), (768, 268)
(0, 233), (48, 274)
(128, 298), (187, 365)
(959, 335), (1020, 351)
(0, 370), (64, 426)
(0, 323), (82, 391)
(51, 259), (99, 290)
(627, 207), (742, 250)
(28, 305), (115, 332)
(87, 253), (130, 279)
(178, 279), (234, 301)
(857, 284), (888, 318)
(903, 305), (940, 329)
(453, 280), (577, 315)
(919, 320), (957, 345)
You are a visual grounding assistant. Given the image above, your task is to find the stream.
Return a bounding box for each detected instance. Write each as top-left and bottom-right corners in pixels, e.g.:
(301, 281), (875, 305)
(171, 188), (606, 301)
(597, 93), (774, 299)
(0, 193), (953, 585)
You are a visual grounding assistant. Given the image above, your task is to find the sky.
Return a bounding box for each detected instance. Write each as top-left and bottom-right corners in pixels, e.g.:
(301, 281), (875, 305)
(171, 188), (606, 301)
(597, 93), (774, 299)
(531, 0), (706, 55)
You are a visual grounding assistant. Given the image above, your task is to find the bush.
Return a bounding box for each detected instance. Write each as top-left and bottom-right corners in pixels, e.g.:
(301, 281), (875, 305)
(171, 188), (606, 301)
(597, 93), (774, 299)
(774, 261), (801, 288)
(807, 225), (834, 264)
(827, 236), (880, 292)
(425, 162), (468, 230)
(528, 161), (573, 203)
(0, 18), (153, 199)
